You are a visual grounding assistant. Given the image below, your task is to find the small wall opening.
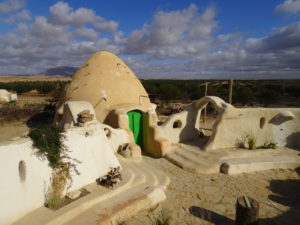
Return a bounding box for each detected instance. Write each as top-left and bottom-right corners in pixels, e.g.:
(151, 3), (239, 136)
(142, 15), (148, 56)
(260, 117), (266, 129)
(104, 128), (111, 139)
(19, 161), (26, 183)
(173, 120), (182, 128)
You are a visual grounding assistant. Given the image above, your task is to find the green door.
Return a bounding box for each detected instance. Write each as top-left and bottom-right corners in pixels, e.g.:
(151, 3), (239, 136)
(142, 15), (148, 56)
(127, 110), (143, 148)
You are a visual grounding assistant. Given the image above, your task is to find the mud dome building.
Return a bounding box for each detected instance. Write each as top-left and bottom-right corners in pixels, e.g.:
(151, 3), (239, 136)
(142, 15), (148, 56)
(55, 51), (161, 154)
(56, 51), (300, 158)
(1, 51), (300, 225)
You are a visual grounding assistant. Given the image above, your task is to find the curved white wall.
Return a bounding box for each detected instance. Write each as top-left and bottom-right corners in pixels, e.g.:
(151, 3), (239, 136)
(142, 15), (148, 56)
(0, 122), (121, 225)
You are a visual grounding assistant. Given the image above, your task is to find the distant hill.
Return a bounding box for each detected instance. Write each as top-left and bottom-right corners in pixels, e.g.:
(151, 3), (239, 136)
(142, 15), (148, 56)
(41, 66), (77, 77)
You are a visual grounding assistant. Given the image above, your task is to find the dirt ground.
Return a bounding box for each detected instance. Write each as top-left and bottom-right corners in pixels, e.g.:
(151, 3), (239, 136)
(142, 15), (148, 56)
(0, 121), (28, 142)
(125, 156), (300, 225)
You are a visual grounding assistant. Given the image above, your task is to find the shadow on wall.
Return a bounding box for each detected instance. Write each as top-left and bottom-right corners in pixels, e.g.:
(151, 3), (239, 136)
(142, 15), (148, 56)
(178, 108), (199, 143)
(286, 132), (300, 150)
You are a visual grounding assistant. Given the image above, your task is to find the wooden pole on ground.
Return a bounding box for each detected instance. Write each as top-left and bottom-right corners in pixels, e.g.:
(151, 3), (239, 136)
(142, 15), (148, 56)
(235, 196), (259, 225)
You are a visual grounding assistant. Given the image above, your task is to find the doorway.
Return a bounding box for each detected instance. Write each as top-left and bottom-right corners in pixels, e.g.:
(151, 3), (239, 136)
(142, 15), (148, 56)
(127, 110), (143, 148)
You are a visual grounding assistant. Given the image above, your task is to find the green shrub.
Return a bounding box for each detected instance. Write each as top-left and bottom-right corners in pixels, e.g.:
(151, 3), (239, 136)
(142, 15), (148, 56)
(29, 126), (66, 168)
(246, 133), (256, 150)
(29, 126), (80, 208)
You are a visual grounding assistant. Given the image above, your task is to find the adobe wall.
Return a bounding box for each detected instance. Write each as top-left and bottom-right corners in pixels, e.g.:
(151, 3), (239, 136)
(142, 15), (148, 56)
(206, 107), (300, 150)
(144, 96), (300, 157)
(0, 123), (121, 225)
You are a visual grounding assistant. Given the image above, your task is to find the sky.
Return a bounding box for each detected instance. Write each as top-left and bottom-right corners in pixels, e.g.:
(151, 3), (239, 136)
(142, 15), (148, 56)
(0, 0), (300, 79)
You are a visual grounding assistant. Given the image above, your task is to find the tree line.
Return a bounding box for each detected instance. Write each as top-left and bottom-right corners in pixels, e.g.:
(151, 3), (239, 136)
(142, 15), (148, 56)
(1, 79), (300, 106)
(141, 79), (300, 106)
(0, 81), (69, 95)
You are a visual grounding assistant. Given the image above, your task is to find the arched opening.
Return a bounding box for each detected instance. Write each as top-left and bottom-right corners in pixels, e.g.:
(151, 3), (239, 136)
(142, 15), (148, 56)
(196, 102), (219, 147)
(19, 161), (26, 183)
(173, 120), (182, 128)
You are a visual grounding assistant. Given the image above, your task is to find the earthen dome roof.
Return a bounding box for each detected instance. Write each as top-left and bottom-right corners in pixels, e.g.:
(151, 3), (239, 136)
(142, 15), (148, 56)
(63, 51), (151, 122)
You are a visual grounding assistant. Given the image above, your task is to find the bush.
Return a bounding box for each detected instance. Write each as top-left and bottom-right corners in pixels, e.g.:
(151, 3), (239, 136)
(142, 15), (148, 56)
(28, 126), (66, 168)
(246, 133), (256, 150)
(29, 125), (80, 208)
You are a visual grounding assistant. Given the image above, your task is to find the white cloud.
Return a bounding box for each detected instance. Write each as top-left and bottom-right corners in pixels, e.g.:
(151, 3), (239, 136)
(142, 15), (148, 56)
(0, 1), (122, 74)
(93, 17), (118, 32)
(73, 27), (99, 40)
(3, 9), (31, 23)
(0, 0), (25, 14)
(0, 2), (300, 79)
(122, 4), (218, 59)
(245, 22), (300, 52)
(48, 1), (96, 27)
(48, 1), (119, 32)
(274, 0), (300, 14)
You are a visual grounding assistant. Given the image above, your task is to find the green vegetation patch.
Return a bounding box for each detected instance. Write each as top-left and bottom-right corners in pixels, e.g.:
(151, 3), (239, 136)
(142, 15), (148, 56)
(29, 126), (80, 209)
(29, 126), (66, 169)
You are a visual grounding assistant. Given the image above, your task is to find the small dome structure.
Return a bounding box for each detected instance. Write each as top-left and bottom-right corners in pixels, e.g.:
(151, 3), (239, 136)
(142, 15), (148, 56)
(62, 51), (152, 123)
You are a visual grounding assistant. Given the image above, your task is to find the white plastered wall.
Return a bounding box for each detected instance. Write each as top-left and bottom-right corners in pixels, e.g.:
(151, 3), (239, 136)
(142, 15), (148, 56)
(206, 107), (300, 150)
(0, 122), (121, 225)
(156, 96), (229, 145)
(154, 96), (300, 152)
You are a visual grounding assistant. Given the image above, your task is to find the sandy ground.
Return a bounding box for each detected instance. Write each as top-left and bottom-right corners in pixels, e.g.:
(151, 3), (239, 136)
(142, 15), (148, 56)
(0, 121), (28, 142)
(125, 156), (300, 225)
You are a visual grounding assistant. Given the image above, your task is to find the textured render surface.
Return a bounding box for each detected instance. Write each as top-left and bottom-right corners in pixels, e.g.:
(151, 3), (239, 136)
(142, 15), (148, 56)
(165, 142), (300, 175)
(12, 156), (170, 225)
(147, 96), (230, 157)
(60, 101), (96, 127)
(125, 157), (300, 225)
(149, 96), (300, 157)
(61, 51), (152, 123)
(206, 107), (300, 151)
(0, 122), (121, 225)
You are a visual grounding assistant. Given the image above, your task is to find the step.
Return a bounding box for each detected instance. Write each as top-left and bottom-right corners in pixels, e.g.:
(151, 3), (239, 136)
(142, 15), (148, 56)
(12, 160), (146, 225)
(223, 154), (300, 175)
(165, 151), (200, 173)
(65, 185), (166, 225)
(166, 148), (220, 174)
(173, 148), (214, 168)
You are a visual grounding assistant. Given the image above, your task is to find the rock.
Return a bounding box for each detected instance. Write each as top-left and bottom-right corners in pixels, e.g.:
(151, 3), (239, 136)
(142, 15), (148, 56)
(67, 190), (81, 200)
(220, 162), (230, 174)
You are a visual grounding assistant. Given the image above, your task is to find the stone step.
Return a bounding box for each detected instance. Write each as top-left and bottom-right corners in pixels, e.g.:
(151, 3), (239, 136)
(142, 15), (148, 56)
(165, 151), (200, 173)
(12, 157), (170, 225)
(173, 148), (214, 167)
(222, 153), (300, 175)
(120, 158), (158, 187)
(66, 185), (166, 225)
(12, 160), (146, 225)
(166, 148), (220, 174)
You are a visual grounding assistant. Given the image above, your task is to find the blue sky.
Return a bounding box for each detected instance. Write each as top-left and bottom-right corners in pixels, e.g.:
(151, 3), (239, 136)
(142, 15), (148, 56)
(0, 0), (300, 78)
